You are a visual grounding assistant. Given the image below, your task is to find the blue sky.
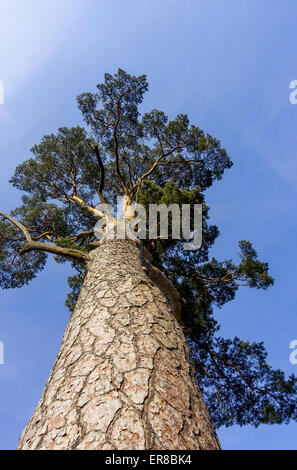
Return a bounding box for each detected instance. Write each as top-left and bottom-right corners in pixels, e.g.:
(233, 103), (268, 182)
(0, 0), (297, 450)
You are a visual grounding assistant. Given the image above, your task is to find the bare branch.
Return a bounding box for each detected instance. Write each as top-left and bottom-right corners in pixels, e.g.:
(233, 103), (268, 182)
(0, 211), (90, 262)
(0, 211), (31, 243)
(113, 102), (129, 196)
(131, 145), (183, 194)
(157, 158), (202, 166)
(46, 175), (105, 220)
(93, 146), (114, 221)
(94, 145), (105, 202)
(68, 194), (105, 219)
(195, 271), (246, 287)
(20, 240), (90, 262)
(70, 229), (94, 241)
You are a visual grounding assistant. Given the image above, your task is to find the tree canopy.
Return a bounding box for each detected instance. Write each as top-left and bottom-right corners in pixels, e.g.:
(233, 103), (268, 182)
(1, 68), (296, 428)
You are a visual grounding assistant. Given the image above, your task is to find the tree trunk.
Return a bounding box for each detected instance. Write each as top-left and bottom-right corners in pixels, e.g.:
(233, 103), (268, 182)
(18, 239), (220, 450)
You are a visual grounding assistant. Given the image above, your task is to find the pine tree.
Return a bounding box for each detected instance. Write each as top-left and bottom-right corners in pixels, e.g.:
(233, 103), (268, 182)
(1, 69), (296, 450)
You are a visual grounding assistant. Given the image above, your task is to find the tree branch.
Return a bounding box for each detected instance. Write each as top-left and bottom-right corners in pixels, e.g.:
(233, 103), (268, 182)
(20, 241), (90, 262)
(113, 102), (129, 196)
(195, 271), (246, 287)
(131, 145), (183, 194)
(70, 229), (94, 242)
(0, 211), (32, 243)
(208, 348), (282, 405)
(94, 145), (105, 202)
(68, 194), (105, 219)
(0, 211), (90, 262)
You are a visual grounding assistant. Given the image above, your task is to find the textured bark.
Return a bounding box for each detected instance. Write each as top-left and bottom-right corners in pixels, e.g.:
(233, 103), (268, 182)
(18, 239), (220, 450)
